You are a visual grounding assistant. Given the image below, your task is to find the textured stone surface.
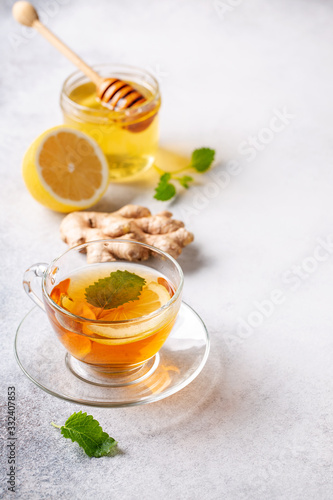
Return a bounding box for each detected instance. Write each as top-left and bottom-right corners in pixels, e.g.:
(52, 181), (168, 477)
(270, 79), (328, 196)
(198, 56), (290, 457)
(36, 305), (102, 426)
(1, 0), (333, 498)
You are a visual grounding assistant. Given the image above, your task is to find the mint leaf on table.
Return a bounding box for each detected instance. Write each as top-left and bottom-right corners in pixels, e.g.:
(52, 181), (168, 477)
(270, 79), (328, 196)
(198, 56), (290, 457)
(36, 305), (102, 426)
(190, 147), (215, 172)
(85, 270), (146, 310)
(153, 147), (215, 201)
(154, 173), (177, 201)
(51, 411), (117, 458)
(175, 175), (193, 189)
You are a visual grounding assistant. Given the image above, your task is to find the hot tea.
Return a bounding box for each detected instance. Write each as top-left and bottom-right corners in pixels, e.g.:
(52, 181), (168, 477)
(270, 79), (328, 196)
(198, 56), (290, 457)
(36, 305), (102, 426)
(47, 262), (176, 369)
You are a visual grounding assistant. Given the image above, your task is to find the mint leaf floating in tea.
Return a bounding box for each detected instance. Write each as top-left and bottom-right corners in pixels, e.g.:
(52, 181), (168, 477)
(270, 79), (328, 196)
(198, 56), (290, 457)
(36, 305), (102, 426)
(154, 147), (215, 201)
(51, 411), (117, 458)
(85, 270), (146, 310)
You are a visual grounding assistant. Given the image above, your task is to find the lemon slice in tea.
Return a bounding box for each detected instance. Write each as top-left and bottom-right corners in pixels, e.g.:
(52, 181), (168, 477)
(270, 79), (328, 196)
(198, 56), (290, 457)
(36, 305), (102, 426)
(87, 281), (172, 342)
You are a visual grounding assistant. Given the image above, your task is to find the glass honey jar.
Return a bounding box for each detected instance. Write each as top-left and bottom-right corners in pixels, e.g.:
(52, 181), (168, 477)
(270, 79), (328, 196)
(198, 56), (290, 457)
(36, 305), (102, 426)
(60, 64), (161, 181)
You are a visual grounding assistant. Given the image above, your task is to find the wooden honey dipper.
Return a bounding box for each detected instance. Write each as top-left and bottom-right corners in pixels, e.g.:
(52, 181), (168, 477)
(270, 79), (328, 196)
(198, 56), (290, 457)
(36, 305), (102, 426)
(12, 1), (147, 112)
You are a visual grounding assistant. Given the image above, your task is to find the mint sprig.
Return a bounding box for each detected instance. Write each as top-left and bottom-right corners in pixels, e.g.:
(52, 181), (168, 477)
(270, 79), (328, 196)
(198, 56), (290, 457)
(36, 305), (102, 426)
(154, 147), (215, 201)
(175, 175), (193, 189)
(190, 148), (215, 172)
(154, 173), (176, 201)
(85, 270), (146, 311)
(51, 411), (117, 458)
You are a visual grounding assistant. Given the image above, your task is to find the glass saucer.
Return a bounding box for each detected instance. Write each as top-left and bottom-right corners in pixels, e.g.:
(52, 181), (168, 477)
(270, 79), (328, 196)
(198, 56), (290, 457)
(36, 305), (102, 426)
(15, 303), (210, 408)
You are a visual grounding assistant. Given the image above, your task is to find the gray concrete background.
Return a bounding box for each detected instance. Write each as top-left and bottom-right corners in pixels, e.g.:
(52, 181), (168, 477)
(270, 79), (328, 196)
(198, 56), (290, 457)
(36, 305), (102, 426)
(1, 0), (333, 498)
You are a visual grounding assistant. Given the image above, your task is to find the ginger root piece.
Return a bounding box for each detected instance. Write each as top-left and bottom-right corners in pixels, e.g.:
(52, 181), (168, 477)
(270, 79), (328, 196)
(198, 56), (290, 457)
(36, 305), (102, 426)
(60, 205), (194, 263)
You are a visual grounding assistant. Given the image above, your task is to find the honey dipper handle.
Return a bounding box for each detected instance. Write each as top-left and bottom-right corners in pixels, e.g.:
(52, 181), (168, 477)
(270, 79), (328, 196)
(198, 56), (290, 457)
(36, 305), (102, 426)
(32, 20), (104, 86)
(12, 1), (104, 87)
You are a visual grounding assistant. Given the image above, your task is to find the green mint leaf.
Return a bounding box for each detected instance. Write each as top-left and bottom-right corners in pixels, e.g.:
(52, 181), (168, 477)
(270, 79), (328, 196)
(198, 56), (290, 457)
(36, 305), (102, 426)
(154, 173), (177, 201)
(53, 411), (117, 458)
(175, 175), (193, 189)
(85, 270), (146, 310)
(190, 147), (215, 173)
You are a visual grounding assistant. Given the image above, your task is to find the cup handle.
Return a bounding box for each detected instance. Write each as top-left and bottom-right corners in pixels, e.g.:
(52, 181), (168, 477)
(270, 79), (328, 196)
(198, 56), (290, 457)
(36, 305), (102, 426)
(23, 263), (48, 311)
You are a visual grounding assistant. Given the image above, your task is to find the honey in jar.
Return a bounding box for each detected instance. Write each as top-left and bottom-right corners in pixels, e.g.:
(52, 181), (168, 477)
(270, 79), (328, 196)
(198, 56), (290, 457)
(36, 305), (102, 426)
(60, 65), (161, 181)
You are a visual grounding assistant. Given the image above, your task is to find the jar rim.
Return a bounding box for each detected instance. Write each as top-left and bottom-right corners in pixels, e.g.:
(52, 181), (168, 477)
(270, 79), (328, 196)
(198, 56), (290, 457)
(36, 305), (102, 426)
(60, 63), (161, 121)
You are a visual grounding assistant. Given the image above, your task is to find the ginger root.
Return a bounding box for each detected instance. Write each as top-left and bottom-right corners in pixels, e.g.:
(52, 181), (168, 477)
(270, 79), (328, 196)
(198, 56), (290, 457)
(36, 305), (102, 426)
(60, 205), (194, 263)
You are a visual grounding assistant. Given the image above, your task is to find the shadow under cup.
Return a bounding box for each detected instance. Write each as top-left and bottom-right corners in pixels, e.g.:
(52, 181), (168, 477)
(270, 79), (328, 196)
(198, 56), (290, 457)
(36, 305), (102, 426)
(25, 240), (183, 386)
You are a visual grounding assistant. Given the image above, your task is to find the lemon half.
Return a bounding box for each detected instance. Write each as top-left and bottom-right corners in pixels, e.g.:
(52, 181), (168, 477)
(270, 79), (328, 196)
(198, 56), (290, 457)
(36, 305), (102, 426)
(22, 126), (109, 212)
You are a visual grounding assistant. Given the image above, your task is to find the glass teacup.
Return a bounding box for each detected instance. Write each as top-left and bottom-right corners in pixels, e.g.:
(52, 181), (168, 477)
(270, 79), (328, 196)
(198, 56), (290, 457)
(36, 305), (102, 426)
(23, 240), (183, 385)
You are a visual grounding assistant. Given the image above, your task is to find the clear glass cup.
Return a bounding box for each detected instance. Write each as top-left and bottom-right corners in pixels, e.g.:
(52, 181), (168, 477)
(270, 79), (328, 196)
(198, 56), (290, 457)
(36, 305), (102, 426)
(60, 64), (161, 181)
(23, 240), (183, 386)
